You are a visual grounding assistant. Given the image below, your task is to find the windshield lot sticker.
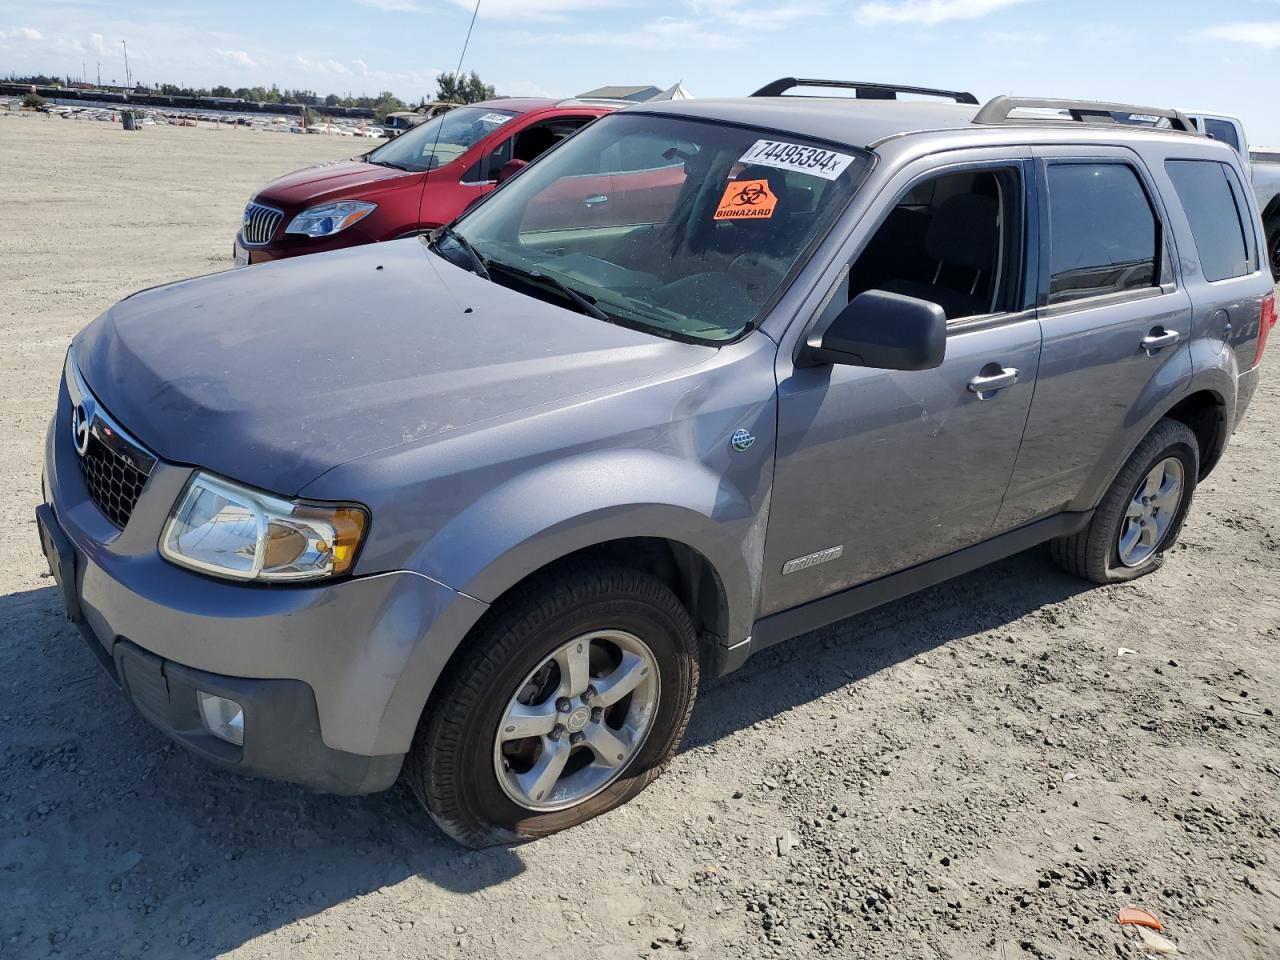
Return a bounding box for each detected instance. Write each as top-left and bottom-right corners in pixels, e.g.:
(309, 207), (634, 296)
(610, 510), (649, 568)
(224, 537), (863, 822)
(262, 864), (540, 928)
(738, 140), (855, 181)
(715, 179), (778, 220)
(480, 113), (512, 124)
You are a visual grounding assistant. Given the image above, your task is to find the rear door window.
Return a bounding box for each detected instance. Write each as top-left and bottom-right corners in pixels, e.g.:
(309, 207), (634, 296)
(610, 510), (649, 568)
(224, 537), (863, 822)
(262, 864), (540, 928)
(1044, 162), (1159, 305)
(1165, 159), (1255, 282)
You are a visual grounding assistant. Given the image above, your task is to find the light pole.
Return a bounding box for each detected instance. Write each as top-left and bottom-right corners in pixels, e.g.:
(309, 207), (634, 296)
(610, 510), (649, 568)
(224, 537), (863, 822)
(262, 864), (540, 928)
(121, 40), (130, 88)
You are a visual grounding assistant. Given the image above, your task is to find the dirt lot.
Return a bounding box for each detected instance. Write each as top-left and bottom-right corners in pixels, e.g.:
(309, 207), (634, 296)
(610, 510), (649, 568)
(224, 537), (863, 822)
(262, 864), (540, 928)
(2, 116), (1279, 960)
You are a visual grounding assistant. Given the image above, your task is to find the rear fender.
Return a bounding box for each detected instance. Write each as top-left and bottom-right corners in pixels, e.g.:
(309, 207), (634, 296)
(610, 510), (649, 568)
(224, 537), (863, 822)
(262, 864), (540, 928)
(1071, 363), (1233, 512)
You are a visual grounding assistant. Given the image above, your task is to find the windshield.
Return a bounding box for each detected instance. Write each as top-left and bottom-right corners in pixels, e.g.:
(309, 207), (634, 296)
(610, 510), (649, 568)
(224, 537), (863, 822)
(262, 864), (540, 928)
(367, 106), (519, 172)
(435, 112), (870, 343)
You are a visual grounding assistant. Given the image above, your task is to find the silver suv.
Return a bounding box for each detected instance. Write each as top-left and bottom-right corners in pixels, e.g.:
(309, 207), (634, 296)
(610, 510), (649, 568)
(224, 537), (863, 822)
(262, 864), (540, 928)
(37, 79), (1276, 846)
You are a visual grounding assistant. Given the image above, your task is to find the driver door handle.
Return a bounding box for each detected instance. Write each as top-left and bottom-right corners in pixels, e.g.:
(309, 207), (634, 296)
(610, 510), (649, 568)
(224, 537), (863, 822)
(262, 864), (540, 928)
(584, 195), (609, 207)
(1141, 328), (1181, 353)
(967, 367), (1020, 397)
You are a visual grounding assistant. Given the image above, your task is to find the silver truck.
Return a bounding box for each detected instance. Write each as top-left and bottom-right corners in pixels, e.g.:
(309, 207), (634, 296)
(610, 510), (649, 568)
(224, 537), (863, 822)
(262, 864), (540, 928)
(37, 80), (1276, 846)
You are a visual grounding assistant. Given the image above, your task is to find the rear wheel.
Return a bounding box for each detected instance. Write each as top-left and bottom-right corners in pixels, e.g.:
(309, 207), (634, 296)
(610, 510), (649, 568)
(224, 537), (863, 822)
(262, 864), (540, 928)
(407, 565), (699, 847)
(1050, 418), (1199, 584)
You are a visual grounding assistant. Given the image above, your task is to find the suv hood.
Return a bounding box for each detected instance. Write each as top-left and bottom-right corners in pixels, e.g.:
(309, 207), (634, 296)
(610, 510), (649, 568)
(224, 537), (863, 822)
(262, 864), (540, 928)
(75, 239), (713, 494)
(255, 157), (413, 207)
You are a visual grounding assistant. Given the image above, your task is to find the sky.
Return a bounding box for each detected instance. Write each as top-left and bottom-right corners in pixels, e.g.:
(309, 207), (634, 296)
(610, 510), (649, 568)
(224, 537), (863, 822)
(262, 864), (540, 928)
(2, 0), (1278, 143)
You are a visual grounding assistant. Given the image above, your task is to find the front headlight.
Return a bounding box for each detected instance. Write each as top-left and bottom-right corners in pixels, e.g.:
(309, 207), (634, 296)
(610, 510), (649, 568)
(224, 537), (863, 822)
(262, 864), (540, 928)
(160, 472), (368, 583)
(285, 200), (377, 238)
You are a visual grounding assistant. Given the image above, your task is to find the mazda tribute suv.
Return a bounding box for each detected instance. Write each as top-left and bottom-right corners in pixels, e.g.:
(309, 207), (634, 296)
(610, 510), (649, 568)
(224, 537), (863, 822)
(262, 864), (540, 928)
(39, 79), (1276, 846)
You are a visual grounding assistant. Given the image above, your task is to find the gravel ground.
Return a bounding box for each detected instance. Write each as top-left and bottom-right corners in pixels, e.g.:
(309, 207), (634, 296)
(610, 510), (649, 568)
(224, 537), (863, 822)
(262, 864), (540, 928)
(2, 116), (1279, 960)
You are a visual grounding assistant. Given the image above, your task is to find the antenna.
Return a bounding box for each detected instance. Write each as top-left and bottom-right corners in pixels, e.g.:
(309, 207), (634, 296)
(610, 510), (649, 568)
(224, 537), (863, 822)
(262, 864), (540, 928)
(423, 0), (481, 184)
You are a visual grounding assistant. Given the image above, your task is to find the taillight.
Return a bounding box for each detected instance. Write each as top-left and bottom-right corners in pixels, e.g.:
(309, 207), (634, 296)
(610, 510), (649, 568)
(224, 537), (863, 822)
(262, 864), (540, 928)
(1257, 293), (1277, 367)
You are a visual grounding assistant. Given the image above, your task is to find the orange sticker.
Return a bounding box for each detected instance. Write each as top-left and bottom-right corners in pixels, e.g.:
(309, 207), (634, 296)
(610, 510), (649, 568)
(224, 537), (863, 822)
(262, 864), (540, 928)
(714, 179), (777, 220)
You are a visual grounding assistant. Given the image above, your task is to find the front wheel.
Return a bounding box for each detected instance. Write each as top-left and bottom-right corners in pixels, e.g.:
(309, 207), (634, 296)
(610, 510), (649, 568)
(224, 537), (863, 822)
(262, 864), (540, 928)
(407, 565), (699, 847)
(1050, 418), (1199, 584)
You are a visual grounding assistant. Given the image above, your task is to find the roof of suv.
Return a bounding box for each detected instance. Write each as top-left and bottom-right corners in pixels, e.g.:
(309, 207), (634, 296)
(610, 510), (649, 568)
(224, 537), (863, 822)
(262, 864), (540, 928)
(637, 97), (977, 148)
(632, 96), (1219, 154)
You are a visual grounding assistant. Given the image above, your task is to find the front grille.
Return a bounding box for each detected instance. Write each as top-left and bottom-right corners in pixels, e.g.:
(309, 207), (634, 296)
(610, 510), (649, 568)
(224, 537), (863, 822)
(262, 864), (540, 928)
(241, 201), (284, 245)
(79, 433), (148, 529)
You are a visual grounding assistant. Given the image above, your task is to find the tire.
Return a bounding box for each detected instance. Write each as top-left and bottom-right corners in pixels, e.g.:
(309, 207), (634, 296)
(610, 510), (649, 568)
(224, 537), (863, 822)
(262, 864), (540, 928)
(1050, 418), (1199, 584)
(1268, 222), (1280, 279)
(406, 564), (699, 847)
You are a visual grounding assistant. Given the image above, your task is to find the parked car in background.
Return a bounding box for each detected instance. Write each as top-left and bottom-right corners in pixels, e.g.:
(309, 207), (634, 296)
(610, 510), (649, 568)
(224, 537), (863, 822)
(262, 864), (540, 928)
(234, 97), (621, 266)
(382, 101), (460, 138)
(42, 82), (1276, 847)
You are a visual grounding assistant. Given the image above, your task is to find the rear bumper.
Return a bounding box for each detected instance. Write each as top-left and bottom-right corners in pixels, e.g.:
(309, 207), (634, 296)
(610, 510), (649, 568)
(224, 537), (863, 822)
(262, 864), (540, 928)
(1235, 365), (1262, 428)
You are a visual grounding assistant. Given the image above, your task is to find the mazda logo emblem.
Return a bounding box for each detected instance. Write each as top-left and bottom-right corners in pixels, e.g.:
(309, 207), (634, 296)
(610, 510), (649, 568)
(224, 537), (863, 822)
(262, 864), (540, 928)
(72, 403), (91, 456)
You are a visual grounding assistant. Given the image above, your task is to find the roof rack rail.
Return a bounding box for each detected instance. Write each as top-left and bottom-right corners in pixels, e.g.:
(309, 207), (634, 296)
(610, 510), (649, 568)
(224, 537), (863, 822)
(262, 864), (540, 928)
(973, 96), (1201, 133)
(751, 77), (978, 105)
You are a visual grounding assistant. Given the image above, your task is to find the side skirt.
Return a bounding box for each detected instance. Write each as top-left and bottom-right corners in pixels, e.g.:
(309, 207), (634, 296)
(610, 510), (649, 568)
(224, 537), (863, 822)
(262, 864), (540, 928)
(717, 510), (1093, 677)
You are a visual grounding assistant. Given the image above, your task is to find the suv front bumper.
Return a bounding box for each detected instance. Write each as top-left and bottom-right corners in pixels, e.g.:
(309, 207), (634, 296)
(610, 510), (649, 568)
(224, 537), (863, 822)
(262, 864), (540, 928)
(40, 386), (489, 794)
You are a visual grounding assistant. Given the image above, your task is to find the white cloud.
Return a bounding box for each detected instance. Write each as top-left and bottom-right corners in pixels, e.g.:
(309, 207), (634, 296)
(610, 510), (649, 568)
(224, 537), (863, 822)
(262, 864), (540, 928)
(855, 0), (1037, 27)
(295, 55), (354, 76)
(355, 0), (427, 10)
(441, 0), (623, 21)
(507, 0), (823, 49)
(89, 32), (105, 55)
(1195, 20), (1280, 51)
(0, 26), (43, 40)
(984, 28), (1044, 44)
(521, 17), (748, 50)
(216, 48), (258, 68)
(690, 0), (824, 28)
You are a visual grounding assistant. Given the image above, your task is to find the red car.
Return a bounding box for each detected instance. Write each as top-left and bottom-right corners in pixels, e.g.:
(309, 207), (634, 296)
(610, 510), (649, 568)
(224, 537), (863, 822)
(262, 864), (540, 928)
(234, 98), (619, 265)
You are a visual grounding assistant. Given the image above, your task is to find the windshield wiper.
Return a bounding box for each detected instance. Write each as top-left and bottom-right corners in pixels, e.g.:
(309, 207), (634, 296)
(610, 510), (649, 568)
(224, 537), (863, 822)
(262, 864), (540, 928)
(486, 259), (611, 322)
(367, 157), (409, 170)
(434, 227), (490, 280)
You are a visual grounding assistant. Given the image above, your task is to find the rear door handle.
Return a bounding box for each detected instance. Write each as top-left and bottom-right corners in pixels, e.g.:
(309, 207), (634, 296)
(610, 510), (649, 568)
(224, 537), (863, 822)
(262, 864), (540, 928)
(1141, 329), (1181, 353)
(584, 195), (609, 207)
(967, 367), (1020, 397)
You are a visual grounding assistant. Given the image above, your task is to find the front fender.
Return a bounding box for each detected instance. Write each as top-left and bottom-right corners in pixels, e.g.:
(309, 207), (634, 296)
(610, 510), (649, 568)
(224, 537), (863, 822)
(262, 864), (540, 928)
(364, 452), (770, 756)
(427, 449), (763, 632)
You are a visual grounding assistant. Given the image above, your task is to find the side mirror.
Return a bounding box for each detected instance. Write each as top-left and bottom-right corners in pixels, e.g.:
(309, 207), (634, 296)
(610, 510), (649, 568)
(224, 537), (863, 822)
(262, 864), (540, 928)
(496, 158), (528, 185)
(799, 290), (947, 371)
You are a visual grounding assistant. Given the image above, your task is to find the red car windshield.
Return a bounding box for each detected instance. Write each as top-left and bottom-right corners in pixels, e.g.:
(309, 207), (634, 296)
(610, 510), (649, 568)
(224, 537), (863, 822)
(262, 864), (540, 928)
(368, 106), (519, 172)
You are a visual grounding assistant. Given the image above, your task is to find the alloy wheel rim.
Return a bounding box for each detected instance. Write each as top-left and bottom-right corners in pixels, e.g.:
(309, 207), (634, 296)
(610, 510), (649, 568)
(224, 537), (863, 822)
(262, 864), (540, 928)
(1117, 456), (1184, 568)
(493, 629), (660, 812)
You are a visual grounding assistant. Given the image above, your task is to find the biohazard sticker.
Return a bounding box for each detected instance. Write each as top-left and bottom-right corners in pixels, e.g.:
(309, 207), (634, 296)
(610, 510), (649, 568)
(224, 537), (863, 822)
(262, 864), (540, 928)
(738, 139), (855, 181)
(714, 179), (778, 220)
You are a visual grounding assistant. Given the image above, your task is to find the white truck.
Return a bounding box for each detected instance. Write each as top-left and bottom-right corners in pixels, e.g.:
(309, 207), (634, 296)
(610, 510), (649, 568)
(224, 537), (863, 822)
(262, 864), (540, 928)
(1181, 111), (1280, 276)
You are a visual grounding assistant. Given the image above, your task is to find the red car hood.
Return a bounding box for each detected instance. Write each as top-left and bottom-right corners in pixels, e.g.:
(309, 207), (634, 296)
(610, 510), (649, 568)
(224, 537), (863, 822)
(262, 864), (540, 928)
(255, 158), (415, 207)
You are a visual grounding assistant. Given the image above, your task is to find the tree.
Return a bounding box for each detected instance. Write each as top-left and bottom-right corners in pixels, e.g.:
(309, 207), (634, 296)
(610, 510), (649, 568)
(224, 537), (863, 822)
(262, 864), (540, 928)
(211, 85), (233, 98)
(300, 105), (320, 128)
(325, 93), (339, 106)
(436, 70), (494, 104)
(22, 92), (46, 109)
(372, 90), (406, 122)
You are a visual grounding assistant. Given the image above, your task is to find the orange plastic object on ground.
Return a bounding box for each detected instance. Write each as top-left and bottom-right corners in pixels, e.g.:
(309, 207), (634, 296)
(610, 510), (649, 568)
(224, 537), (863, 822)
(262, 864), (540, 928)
(1117, 907), (1163, 930)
